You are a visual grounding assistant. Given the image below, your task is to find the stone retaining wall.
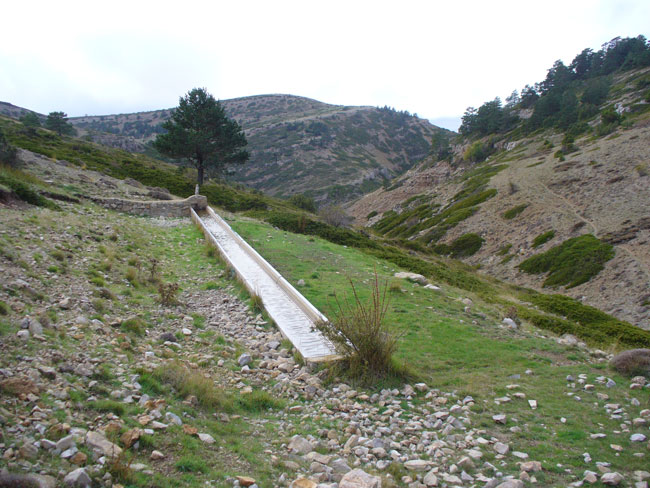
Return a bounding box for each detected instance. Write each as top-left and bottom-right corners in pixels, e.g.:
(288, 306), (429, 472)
(90, 195), (208, 218)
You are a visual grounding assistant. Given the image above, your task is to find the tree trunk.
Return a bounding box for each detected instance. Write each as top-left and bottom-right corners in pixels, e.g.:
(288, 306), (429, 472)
(197, 160), (204, 185)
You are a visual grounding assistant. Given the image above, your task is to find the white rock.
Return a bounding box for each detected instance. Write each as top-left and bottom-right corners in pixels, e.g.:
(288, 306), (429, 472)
(494, 442), (510, 455)
(630, 434), (647, 442)
(601, 472), (624, 485)
(198, 433), (215, 444)
(339, 468), (381, 488)
(394, 271), (428, 285)
(502, 318), (518, 328)
(63, 468), (91, 487)
(423, 470), (438, 486)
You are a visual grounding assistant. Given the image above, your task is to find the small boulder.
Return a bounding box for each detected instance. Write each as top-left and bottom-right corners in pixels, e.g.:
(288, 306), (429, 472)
(601, 472), (624, 486)
(63, 468), (91, 487)
(339, 469), (382, 488)
(288, 435), (313, 454)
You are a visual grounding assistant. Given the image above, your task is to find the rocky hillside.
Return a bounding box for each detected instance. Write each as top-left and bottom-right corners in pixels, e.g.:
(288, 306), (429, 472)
(348, 67), (650, 329)
(40, 95), (440, 203)
(1, 152), (649, 488)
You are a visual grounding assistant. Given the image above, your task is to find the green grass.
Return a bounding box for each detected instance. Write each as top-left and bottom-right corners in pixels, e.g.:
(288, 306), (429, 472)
(225, 212), (650, 487)
(519, 234), (614, 288)
(0, 165), (60, 209)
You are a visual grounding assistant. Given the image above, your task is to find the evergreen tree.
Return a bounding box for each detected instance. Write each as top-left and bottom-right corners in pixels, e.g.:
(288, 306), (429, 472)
(20, 112), (41, 129)
(45, 112), (75, 136)
(154, 88), (249, 185)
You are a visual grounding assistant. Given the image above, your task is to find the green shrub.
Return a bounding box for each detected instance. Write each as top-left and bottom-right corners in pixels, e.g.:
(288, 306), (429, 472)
(0, 129), (18, 166)
(496, 243), (512, 256)
(235, 389), (284, 412)
(287, 194), (316, 213)
(523, 293), (650, 348)
(0, 167), (60, 209)
(366, 210), (378, 219)
(121, 317), (145, 336)
(503, 204), (528, 219)
(601, 105), (621, 125)
(88, 400), (127, 416)
(532, 230), (555, 248)
(449, 233), (484, 258)
(0, 301), (7, 315)
(519, 234), (614, 288)
(463, 140), (494, 163)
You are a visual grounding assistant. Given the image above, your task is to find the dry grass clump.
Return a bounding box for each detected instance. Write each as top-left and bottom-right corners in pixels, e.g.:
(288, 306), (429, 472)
(158, 282), (179, 306)
(610, 348), (650, 377)
(316, 272), (404, 382)
(153, 362), (231, 411)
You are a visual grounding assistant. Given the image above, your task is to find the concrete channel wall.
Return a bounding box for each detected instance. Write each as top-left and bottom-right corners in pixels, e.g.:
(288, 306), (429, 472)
(192, 207), (338, 362)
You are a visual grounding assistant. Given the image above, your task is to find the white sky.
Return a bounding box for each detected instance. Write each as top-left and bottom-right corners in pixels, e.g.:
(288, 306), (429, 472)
(1, 0), (648, 131)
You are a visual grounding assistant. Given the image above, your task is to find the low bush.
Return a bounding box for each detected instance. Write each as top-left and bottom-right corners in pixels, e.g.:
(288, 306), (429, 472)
(532, 230), (555, 248)
(287, 194), (316, 213)
(235, 389), (284, 412)
(315, 273), (402, 382)
(503, 204), (528, 220)
(449, 233), (484, 258)
(610, 349), (650, 376)
(518, 234), (614, 288)
(154, 362), (232, 411)
(175, 456), (208, 473)
(522, 293), (650, 348)
(0, 167), (60, 209)
(121, 317), (145, 336)
(158, 282), (179, 306)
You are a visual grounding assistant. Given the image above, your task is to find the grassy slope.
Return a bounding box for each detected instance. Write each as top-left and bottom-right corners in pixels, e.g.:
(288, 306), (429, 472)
(228, 216), (650, 482)
(1, 164), (648, 484)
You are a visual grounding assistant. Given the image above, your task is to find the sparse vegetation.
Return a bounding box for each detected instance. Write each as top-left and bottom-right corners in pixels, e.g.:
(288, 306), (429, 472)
(315, 273), (403, 382)
(532, 230), (555, 248)
(503, 204), (528, 219)
(158, 282), (179, 306)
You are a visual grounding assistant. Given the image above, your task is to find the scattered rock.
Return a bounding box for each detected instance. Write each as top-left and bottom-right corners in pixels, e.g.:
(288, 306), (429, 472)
(63, 468), (91, 487)
(601, 472), (624, 485)
(198, 433), (215, 444)
(339, 468), (382, 488)
(394, 272), (428, 285)
(85, 430), (122, 458)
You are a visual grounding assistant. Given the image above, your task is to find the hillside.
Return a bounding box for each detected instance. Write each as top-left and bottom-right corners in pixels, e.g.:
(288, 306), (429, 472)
(42, 95), (440, 203)
(1, 144), (650, 487)
(348, 61), (650, 329)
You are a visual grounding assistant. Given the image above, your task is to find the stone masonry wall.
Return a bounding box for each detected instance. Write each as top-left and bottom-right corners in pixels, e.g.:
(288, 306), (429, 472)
(90, 195), (208, 218)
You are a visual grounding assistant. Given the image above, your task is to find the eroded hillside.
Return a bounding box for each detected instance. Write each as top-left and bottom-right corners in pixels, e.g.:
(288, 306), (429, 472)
(349, 69), (650, 328)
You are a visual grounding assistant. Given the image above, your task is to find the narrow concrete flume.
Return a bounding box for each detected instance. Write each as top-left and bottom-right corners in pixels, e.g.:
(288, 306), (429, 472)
(192, 207), (339, 362)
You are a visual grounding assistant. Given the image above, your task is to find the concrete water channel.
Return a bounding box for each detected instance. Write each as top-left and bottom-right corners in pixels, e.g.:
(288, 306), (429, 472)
(192, 207), (339, 362)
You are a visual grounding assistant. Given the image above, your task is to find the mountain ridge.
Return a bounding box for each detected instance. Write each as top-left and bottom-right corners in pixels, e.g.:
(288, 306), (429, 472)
(0, 94), (442, 204)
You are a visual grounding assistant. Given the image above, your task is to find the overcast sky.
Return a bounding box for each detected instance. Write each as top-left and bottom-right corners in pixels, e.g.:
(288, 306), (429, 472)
(1, 1), (648, 131)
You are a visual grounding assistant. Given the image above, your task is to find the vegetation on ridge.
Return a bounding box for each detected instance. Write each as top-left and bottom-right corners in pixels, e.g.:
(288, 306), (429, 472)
(519, 234), (615, 288)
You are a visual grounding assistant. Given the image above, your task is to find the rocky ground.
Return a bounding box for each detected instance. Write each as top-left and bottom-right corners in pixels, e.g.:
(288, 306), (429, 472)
(1, 159), (649, 487)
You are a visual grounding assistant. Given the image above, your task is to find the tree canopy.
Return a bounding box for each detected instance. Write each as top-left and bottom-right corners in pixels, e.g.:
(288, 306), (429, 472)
(45, 112), (75, 136)
(153, 88), (249, 185)
(20, 112), (41, 129)
(459, 35), (650, 138)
